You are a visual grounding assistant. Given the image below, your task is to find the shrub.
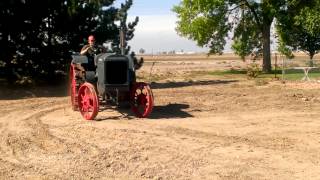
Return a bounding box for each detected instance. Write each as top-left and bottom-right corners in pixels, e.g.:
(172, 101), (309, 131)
(247, 63), (260, 79)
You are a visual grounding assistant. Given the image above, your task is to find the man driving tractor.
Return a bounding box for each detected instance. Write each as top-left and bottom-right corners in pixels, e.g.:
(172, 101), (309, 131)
(80, 35), (107, 70)
(80, 35), (98, 57)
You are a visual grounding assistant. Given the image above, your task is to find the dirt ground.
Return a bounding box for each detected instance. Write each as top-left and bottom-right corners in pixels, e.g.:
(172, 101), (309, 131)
(1, 55), (320, 179)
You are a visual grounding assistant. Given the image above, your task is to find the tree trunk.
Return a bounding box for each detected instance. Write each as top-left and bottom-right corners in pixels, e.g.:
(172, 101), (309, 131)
(262, 24), (272, 73)
(309, 52), (315, 67)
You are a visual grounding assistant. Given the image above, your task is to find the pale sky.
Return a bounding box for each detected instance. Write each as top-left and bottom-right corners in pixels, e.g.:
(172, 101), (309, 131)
(114, 0), (212, 54)
(113, 0), (277, 54)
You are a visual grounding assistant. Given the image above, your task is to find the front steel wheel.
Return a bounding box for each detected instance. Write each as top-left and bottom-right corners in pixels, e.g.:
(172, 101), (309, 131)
(130, 82), (154, 118)
(78, 82), (99, 120)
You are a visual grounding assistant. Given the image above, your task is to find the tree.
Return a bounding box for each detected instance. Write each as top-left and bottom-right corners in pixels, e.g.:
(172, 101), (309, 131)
(0, 0), (138, 83)
(173, 0), (288, 72)
(277, 1), (320, 66)
(139, 48), (146, 54)
(112, 0), (139, 55)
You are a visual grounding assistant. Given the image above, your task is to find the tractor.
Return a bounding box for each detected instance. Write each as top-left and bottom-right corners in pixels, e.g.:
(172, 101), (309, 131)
(69, 50), (154, 120)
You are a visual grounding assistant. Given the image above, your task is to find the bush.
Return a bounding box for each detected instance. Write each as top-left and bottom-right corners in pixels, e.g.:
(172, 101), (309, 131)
(247, 63), (261, 79)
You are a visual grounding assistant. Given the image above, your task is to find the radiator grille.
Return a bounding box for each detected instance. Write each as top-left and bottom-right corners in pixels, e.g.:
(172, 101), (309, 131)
(105, 60), (128, 85)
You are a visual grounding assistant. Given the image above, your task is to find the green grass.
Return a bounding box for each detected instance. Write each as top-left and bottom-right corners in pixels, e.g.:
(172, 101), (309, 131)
(207, 69), (247, 76)
(260, 69), (320, 80)
(206, 68), (320, 81)
(137, 68), (320, 83)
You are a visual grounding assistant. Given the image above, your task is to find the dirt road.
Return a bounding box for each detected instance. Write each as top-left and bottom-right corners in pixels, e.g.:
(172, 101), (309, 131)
(1, 58), (320, 179)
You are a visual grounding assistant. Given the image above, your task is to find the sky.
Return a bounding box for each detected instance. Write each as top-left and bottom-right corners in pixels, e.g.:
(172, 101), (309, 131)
(113, 0), (212, 54)
(112, 0), (280, 54)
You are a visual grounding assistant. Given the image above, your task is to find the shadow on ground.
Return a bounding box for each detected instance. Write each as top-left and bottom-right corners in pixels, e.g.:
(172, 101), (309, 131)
(150, 80), (238, 89)
(148, 103), (193, 119)
(0, 79), (238, 100)
(0, 82), (69, 100)
(95, 103), (193, 121)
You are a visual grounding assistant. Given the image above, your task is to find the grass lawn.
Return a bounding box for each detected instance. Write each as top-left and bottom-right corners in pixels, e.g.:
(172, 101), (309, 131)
(207, 68), (320, 81)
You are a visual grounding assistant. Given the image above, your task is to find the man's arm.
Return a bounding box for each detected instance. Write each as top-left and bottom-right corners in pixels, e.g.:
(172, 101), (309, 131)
(80, 45), (90, 55)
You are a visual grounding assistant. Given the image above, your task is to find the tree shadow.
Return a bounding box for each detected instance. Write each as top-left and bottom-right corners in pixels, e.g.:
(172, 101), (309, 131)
(0, 84), (68, 100)
(150, 79), (238, 89)
(0, 79), (237, 100)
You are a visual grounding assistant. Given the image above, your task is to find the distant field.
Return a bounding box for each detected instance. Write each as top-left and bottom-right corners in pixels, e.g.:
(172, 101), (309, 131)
(139, 52), (320, 63)
(139, 53), (243, 61)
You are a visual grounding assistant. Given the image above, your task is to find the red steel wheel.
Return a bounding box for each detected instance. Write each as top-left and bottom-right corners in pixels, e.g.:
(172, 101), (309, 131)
(130, 82), (154, 118)
(69, 64), (78, 111)
(78, 82), (99, 120)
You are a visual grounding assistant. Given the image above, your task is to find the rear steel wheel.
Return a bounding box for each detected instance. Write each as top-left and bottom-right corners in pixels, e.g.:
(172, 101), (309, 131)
(78, 82), (99, 120)
(69, 64), (78, 111)
(130, 82), (154, 118)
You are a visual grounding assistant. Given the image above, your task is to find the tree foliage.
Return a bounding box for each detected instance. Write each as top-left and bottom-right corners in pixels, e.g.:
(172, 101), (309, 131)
(232, 7), (261, 61)
(173, 0), (288, 72)
(276, 0), (320, 62)
(0, 0), (138, 83)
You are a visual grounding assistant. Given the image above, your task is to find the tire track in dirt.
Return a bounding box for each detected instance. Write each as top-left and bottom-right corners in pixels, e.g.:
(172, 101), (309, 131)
(0, 105), (67, 161)
(159, 126), (297, 151)
(0, 99), (67, 154)
(89, 130), (208, 179)
(32, 120), (211, 179)
(0, 98), (68, 116)
(0, 98), (68, 135)
(0, 156), (63, 179)
(0, 101), (69, 178)
(0, 100), (107, 178)
(158, 123), (320, 169)
(1, 105), (102, 158)
(0, 97), (162, 178)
